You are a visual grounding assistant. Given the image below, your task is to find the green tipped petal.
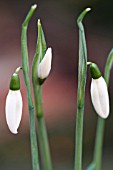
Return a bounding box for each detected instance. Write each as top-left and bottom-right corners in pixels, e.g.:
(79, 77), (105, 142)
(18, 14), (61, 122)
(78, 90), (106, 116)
(10, 73), (20, 90)
(90, 63), (101, 79)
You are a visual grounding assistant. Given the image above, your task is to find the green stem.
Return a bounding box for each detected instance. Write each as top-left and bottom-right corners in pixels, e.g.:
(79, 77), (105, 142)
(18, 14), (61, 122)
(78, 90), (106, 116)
(38, 116), (52, 170)
(21, 5), (40, 170)
(32, 68), (52, 170)
(74, 8), (91, 170)
(93, 118), (105, 170)
(92, 49), (113, 170)
(37, 87), (52, 170)
(32, 20), (52, 170)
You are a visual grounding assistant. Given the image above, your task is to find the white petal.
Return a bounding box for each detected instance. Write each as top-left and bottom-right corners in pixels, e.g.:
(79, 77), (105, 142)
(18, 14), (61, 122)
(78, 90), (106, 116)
(91, 77), (109, 119)
(38, 48), (52, 79)
(5, 90), (23, 134)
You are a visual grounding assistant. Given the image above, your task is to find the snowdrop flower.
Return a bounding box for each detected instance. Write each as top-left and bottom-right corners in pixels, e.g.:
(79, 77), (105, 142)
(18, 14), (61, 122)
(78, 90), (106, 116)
(90, 63), (109, 119)
(5, 73), (23, 134)
(38, 48), (52, 81)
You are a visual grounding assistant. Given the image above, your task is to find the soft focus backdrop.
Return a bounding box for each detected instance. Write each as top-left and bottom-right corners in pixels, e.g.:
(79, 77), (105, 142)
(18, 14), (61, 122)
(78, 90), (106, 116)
(0, 0), (113, 170)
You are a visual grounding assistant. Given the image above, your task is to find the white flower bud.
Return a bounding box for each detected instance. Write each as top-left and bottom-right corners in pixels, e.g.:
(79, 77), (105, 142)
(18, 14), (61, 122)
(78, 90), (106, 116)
(38, 48), (52, 79)
(90, 77), (109, 119)
(5, 90), (23, 134)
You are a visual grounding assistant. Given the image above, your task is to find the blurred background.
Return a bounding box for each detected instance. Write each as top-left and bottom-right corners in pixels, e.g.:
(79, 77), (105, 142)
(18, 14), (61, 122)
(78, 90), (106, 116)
(0, 0), (113, 169)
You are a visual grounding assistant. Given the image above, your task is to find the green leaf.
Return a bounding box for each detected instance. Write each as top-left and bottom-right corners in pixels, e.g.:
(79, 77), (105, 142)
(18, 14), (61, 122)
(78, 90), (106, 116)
(74, 8), (91, 170)
(21, 4), (40, 170)
(104, 48), (113, 85)
(77, 7), (91, 107)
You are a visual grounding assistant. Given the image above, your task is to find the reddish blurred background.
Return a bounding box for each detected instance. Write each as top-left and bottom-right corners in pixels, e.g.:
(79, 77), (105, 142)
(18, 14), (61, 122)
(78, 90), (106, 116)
(0, 0), (113, 169)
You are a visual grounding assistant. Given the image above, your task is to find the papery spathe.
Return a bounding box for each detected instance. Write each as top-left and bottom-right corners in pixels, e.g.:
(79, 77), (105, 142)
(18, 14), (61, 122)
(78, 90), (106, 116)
(91, 77), (109, 119)
(5, 90), (23, 134)
(38, 48), (52, 79)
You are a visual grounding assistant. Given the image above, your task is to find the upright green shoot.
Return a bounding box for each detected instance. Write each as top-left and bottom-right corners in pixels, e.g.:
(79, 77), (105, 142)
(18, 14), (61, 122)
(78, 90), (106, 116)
(74, 8), (91, 170)
(32, 20), (52, 170)
(21, 5), (40, 170)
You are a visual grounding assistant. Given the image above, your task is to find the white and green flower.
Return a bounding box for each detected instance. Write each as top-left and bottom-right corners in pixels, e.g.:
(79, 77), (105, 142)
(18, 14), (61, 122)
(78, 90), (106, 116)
(5, 73), (23, 134)
(90, 63), (110, 119)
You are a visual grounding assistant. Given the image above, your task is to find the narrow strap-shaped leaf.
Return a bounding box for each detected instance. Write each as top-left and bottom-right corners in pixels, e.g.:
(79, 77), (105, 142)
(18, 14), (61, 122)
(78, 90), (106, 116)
(77, 8), (90, 107)
(21, 4), (40, 170)
(74, 8), (91, 170)
(104, 48), (113, 84)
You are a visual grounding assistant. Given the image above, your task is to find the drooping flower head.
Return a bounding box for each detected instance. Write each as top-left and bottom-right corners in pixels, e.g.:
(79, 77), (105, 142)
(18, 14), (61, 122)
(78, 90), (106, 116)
(5, 72), (23, 134)
(90, 63), (109, 119)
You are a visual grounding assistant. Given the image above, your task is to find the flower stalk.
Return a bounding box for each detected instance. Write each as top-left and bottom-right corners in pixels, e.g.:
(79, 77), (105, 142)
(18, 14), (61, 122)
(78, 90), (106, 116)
(32, 20), (52, 170)
(74, 8), (91, 170)
(93, 49), (113, 170)
(21, 4), (40, 170)
(87, 49), (113, 170)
